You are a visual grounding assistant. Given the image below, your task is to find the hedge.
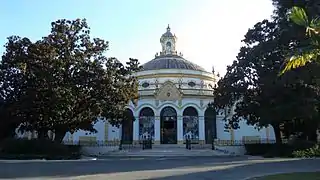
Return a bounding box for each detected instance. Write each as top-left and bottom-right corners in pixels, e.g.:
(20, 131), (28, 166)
(244, 140), (317, 158)
(0, 138), (81, 160)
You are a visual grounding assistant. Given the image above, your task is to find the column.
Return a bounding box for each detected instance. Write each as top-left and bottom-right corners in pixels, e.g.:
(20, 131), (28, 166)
(177, 115), (184, 144)
(198, 115), (205, 144)
(133, 112), (140, 145)
(266, 125), (270, 143)
(154, 116), (160, 144)
(104, 121), (109, 143)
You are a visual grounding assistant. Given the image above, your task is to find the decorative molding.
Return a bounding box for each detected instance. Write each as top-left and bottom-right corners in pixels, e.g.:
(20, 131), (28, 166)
(137, 73), (215, 81)
(157, 102), (180, 113)
(200, 99), (204, 108)
(155, 81), (183, 101)
(181, 103), (202, 115)
(136, 104), (157, 114)
(178, 99), (182, 108)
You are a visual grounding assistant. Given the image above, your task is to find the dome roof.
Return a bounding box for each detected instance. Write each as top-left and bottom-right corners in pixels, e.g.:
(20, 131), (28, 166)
(141, 25), (207, 72)
(142, 55), (206, 72)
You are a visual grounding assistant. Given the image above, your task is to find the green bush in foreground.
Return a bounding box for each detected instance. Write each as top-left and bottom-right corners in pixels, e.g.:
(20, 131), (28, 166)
(0, 138), (81, 160)
(292, 144), (320, 158)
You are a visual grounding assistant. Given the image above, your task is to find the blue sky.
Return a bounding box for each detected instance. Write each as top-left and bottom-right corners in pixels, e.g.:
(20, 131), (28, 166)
(1, 0), (274, 75)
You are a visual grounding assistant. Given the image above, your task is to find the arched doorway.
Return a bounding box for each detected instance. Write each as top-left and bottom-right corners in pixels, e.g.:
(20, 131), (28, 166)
(160, 106), (177, 144)
(183, 107), (199, 140)
(139, 107), (155, 141)
(121, 109), (134, 144)
(204, 106), (217, 144)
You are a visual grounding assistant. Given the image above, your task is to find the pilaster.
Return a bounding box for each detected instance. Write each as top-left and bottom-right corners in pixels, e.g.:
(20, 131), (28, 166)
(198, 115), (205, 142)
(133, 111), (140, 143)
(154, 111), (161, 144)
(177, 114), (184, 143)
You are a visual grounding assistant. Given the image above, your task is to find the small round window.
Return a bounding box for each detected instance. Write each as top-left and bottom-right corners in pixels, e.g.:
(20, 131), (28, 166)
(188, 81), (196, 87)
(141, 82), (150, 88)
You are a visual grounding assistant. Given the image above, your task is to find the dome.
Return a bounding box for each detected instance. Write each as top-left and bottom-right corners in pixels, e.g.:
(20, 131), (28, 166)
(141, 25), (207, 72)
(142, 55), (206, 72)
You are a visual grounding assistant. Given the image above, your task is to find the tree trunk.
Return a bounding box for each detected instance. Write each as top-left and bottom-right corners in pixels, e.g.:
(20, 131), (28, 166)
(37, 129), (49, 140)
(0, 123), (17, 141)
(272, 123), (282, 144)
(307, 131), (317, 142)
(54, 129), (66, 143)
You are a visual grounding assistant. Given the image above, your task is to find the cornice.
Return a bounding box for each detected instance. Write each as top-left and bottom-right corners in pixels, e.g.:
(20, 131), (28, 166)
(137, 73), (216, 81)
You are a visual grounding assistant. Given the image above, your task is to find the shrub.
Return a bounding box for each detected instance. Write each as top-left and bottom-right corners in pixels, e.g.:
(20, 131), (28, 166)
(292, 144), (320, 158)
(244, 139), (317, 158)
(244, 143), (293, 157)
(244, 143), (275, 156)
(0, 138), (81, 160)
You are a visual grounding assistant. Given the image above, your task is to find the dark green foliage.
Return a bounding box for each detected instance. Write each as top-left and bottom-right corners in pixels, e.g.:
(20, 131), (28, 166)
(244, 140), (317, 158)
(0, 19), (141, 141)
(244, 143), (278, 156)
(0, 139), (81, 160)
(213, 0), (320, 144)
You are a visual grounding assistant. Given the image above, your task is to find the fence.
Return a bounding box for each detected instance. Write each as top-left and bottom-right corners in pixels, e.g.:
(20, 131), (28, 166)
(62, 138), (282, 148)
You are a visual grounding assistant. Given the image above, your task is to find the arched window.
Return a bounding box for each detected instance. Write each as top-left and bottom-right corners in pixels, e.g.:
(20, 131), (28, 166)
(182, 106), (199, 140)
(139, 107), (155, 140)
(160, 106), (177, 119)
(183, 107), (198, 116)
(139, 107), (154, 117)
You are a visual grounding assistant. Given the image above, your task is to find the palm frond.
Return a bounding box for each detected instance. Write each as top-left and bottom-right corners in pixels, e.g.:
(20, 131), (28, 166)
(289, 6), (309, 27)
(280, 49), (320, 75)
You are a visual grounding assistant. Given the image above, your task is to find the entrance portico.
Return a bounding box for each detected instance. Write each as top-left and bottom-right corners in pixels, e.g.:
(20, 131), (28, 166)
(132, 103), (216, 145)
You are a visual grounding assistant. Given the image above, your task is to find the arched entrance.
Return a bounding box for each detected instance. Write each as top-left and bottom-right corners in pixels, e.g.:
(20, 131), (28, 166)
(139, 107), (155, 141)
(160, 106), (177, 144)
(204, 106), (217, 144)
(121, 109), (134, 144)
(183, 107), (199, 140)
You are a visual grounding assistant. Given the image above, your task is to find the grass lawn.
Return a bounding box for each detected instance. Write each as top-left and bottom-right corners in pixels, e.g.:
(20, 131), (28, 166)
(251, 172), (320, 180)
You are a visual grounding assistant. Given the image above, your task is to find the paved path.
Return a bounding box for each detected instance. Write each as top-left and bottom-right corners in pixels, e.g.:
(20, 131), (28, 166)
(0, 157), (319, 180)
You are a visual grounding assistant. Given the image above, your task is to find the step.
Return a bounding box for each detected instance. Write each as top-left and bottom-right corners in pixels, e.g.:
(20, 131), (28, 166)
(110, 150), (231, 157)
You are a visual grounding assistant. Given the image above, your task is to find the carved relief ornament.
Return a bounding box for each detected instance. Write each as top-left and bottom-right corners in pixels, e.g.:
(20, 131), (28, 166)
(155, 81), (183, 101)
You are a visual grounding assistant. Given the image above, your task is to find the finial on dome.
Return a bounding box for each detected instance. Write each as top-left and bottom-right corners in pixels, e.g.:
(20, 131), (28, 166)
(167, 24), (170, 32)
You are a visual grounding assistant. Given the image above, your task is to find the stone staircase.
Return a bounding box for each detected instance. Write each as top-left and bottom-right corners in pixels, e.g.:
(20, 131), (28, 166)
(106, 144), (234, 157)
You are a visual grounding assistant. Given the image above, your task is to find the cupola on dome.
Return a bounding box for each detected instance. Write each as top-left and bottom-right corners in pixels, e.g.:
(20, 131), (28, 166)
(142, 25), (206, 72)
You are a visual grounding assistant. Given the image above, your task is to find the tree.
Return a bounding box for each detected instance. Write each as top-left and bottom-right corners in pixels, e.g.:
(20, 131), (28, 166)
(281, 6), (320, 74)
(0, 19), (141, 142)
(213, 0), (320, 143)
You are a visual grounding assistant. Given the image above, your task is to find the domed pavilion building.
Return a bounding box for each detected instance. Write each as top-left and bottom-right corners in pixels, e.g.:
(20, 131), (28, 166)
(66, 26), (275, 150)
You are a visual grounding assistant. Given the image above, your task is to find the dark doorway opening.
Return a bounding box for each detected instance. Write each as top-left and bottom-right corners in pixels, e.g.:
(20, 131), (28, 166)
(121, 109), (134, 144)
(204, 106), (217, 144)
(160, 106), (177, 144)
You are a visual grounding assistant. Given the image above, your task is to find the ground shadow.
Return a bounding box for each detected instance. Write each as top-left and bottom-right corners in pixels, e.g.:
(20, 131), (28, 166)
(0, 157), (318, 179)
(145, 159), (320, 180)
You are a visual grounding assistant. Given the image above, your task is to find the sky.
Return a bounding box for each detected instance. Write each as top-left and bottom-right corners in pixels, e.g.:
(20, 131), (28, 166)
(0, 0), (274, 75)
